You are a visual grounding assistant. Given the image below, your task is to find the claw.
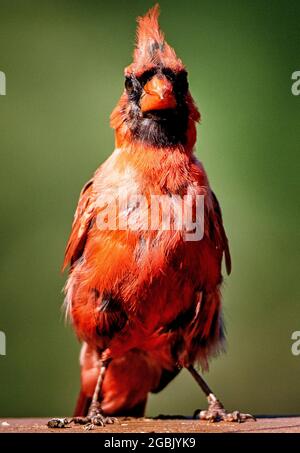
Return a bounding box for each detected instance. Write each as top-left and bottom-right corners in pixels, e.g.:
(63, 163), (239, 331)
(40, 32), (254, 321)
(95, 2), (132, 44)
(106, 416), (118, 424)
(84, 423), (95, 431)
(91, 415), (106, 426)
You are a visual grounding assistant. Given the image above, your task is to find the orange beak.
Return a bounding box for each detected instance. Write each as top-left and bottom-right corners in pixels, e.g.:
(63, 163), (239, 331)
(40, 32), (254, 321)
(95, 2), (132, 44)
(140, 75), (177, 112)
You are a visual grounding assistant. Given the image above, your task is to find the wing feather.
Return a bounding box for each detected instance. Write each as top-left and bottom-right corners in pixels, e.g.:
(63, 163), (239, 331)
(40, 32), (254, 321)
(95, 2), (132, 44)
(63, 178), (95, 270)
(210, 190), (231, 275)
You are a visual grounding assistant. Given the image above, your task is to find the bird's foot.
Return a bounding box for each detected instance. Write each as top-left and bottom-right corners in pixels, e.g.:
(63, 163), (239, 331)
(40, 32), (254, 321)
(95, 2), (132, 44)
(194, 394), (256, 423)
(72, 402), (117, 430)
(47, 403), (117, 430)
(72, 414), (116, 431)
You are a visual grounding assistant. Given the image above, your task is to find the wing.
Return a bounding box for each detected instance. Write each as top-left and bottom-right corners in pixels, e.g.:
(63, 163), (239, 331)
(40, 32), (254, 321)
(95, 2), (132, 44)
(63, 175), (128, 340)
(63, 178), (95, 271)
(209, 190), (231, 275)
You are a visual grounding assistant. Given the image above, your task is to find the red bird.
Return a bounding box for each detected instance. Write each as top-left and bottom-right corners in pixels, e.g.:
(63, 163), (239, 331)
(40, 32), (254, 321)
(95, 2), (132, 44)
(53, 5), (254, 428)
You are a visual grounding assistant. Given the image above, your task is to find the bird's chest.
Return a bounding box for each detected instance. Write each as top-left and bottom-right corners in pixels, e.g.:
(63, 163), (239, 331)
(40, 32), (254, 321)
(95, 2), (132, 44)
(94, 154), (219, 330)
(105, 180), (214, 323)
(131, 230), (210, 331)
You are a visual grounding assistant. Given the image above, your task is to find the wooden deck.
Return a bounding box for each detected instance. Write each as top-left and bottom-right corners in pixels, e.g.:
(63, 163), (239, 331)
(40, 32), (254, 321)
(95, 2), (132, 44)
(1, 416), (300, 433)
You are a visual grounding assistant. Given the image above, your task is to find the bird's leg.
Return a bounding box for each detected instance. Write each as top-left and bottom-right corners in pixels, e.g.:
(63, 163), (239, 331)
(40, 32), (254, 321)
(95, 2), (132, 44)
(187, 365), (256, 423)
(72, 358), (117, 430)
(48, 356), (116, 430)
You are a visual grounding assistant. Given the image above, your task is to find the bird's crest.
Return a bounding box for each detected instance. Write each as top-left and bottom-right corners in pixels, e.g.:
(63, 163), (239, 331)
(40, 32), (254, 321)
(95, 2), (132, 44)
(125, 4), (185, 76)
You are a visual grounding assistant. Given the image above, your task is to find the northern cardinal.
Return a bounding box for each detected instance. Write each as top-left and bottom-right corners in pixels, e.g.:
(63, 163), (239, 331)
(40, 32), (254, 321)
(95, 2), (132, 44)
(52, 4), (254, 429)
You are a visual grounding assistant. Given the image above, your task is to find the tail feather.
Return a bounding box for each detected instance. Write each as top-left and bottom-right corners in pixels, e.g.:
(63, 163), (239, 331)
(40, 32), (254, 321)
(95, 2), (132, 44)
(73, 388), (147, 417)
(73, 389), (91, 417)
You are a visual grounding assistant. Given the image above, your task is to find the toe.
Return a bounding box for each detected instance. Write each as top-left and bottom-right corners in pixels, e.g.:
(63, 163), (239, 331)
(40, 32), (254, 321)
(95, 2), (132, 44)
(224, 410), (241, 422)
(198, 410), (219, 422)
(105, 416), (118, 424)
(84, 423), (95, 431)
(224, 411), (256, 423)
(198, 410), (209, 420)
(72, 416), (91, 425)
(91, 415), (105, 426)
(240, 412), (256, 422)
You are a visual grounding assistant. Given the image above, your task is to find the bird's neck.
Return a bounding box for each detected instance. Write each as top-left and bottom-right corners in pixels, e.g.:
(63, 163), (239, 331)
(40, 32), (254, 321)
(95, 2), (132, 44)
(114, 116), (197, 155)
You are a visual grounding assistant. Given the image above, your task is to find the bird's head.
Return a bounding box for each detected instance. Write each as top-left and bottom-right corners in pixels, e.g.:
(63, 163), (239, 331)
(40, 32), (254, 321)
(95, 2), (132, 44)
(111, 4), (200, 151)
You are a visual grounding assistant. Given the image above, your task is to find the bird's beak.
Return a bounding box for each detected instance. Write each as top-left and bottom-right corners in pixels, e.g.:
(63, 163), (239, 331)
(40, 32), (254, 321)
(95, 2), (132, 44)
(140, 75), (177, 112)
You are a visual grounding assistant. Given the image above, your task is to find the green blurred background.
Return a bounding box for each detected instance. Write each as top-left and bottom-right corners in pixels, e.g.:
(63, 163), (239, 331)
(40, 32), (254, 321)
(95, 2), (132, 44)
(0, 0), (299, 417)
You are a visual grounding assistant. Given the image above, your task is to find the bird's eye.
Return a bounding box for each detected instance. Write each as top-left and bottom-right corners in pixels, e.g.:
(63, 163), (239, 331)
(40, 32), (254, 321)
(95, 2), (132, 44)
(125, 77), (134, 93)
(174, 71), (189, 96)
(162, 68), (176, 81)
(138, 69), (156, 87)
